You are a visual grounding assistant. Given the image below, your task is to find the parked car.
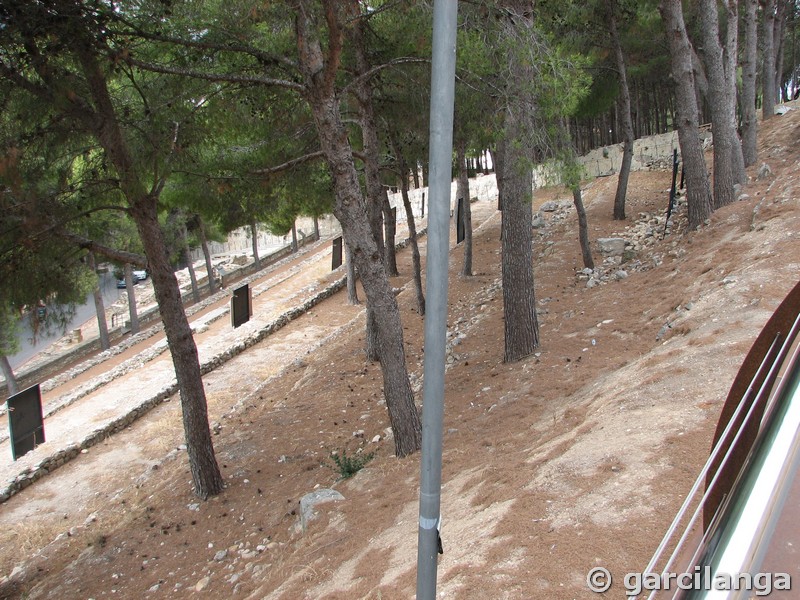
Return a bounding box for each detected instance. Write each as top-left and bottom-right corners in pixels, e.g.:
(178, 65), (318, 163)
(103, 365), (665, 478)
(116, 272), (142, 288)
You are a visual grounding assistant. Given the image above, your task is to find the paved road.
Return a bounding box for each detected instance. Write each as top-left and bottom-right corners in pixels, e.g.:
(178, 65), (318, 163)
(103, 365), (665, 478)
(8, 272), (122, 370)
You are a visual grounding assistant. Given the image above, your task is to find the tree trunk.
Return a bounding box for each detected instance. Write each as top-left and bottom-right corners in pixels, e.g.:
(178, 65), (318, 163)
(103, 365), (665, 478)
(608, 0), (634, 221)
(294, 3), (420, 456)
(456, 142), (473, 276)
(400, 165), (425, 315)
(123, 263), (140, 335)
(774, 0), (789, 102)
(130, 199), (224, 499)
(499, 103), (539, 362)
(173, 210), (200, 303)
(75, 45), (224, 498)
(183, 236), (200, 304)
(660, 0), (714, 229)
(87, 252), (110, 351)
(698, 0), (745, 208)
(724, 0), (746, 183)
(389, 132), (425, 315)
(197, 222), (217, 294)
(573, 186), (594, 270)
(383, 190), (399, 277)
(348, 17), (387, 362)
(491, 146), (505, 211)
(763, 0), (778, 120)
(312, 214), (320, 239)
(344, 234), (360, 305)
(691, 45), (709, 122)
(741, 0), (759, 167)
(365, 306), (381, 362)
(250, 220), (260, 269)
(1, 355), (18, 397)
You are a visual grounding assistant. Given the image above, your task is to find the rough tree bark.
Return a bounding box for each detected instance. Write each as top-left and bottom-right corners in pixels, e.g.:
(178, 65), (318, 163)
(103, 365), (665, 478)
(497, 1), (540, 362)
(123, 263), (140, 335)
(499, 123), (539, 362)
(344, 234), (360, 305)
(573, 186), (594, 270)
(196, 221), (217, 294)
(349, 14), (388, 361)
(499, 155), (539, 361)
(608, 0), (634, 221)
(660, 0), (713, 229)
(774, 0), (789, 102)
(383, 189), (399, 277)
(740, 0), (759, 167)
(763, 0), (778, 120)
(87, 252), (110, 351)
(698, 0), (745, 208)
(290, 222), (299, 252)
(1, 355), (18, 397)
(180, 220), (200, 303)
(400, 169), (426, 315)
(169, 208), (199, 303)
(491, 146), (505, 212)
(128, 199), (224, 498)
(293, 0), (421, 456)
(724, 0), (746, 180)
(389, 132), (425, 314)
(250, 221), (261, 269)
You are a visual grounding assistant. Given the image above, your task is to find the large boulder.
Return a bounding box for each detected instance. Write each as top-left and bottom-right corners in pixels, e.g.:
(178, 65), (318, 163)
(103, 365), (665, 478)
(597, 237), (626, 257)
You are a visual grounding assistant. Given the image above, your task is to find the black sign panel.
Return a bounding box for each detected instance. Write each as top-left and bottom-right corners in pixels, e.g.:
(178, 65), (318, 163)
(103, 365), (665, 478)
(231, 283), (251, 328)
(8, 384), (45, 461)
(331, 236), (343, 270)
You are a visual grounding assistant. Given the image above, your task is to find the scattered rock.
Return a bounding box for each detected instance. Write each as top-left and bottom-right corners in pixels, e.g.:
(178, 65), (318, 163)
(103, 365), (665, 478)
(195, 576), (210, 591)
(299, 489), (345, 532)
(540, 200), (561, 212)
(597, 238), (626, 256)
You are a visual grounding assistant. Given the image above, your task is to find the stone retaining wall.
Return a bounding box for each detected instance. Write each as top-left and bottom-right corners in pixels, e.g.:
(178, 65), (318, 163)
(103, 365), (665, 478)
(0, 228), (426, 504)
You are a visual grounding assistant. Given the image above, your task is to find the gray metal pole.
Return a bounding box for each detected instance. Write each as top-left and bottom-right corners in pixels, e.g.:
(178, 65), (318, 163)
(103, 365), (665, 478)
(416, 1), (458, 598)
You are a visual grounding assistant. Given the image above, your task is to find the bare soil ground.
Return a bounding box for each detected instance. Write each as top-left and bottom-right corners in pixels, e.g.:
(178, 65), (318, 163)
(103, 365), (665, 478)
(1, 110), (799, 600)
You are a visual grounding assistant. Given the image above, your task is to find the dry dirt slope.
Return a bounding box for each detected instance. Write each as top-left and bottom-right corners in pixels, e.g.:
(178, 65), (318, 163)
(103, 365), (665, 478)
(1, 109), (799, 600)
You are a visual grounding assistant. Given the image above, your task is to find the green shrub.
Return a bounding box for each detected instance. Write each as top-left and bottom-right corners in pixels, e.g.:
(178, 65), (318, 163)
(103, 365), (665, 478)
(331, 449), (374, 479)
